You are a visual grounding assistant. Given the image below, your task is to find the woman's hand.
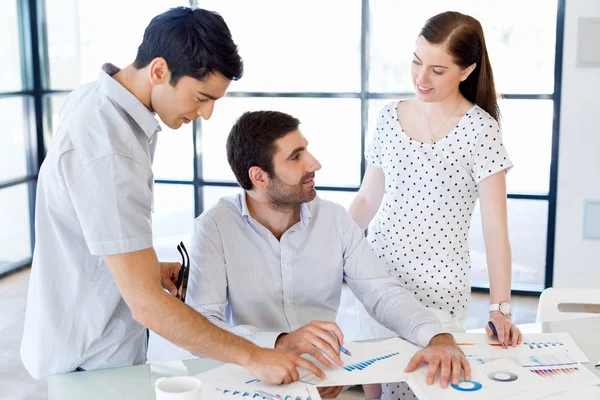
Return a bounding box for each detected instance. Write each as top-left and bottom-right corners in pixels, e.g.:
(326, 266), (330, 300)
(486, 312), (522, 347)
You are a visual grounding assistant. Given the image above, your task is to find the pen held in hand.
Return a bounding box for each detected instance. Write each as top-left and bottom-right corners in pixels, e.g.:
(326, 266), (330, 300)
(488, 321), (508, 349)
(339, 344), (352, 357)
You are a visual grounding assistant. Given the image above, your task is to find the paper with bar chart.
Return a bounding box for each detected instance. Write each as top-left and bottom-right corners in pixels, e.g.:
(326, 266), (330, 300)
(195, 338), (416, 389)
(297, 337), (418, 386)
(196, 364), (321, 399)
(451, 332), (589, 362)
(525, 364), (600, 387)
(202, 380), (321, 400)
(407, 359), (564, 400)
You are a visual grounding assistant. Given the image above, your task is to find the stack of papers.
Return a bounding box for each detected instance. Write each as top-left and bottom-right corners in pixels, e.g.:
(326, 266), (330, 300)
(194, 333), (599, 400)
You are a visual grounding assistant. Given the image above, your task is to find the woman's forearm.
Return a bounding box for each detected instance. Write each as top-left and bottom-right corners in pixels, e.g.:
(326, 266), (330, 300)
(484, 230), (512, 304)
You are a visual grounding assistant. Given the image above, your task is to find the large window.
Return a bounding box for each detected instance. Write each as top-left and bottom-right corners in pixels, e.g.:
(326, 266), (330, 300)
(2, 0), (563, 293)
(197, 0), (562, 292)
(0, 0), (37, 275)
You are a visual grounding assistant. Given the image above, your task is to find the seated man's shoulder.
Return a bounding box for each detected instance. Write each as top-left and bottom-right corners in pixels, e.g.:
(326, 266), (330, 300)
(310, 196), (348, 218)
(195, 194), (244, 226)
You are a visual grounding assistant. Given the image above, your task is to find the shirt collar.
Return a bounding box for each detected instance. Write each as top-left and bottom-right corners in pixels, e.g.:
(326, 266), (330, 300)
(239, 192), (313, 229)
(98, 63), (160, 139)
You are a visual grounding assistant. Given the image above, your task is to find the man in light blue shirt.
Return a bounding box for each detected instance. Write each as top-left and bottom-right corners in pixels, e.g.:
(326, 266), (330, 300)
(188, 111), (472, 397)
(21, 8), (322, 383)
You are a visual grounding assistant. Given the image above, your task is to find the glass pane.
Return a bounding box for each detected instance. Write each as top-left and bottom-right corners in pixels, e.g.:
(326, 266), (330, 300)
(469, 199), (547, 292)
(153, 123), (194, 181)
(0, 0), (24, 91)
(0, 97), (31, 182)
(201, 97), (362, 187)
(317, 190), (357, 210)
(45, 0), (182, 89)
(501, 99), (553, 195)
(0, 184), (32, 270)
(369, 0), (557, 94)
(201, 0), (361, 93)
(152, 184), (195, 262)
(202, 186), (243, 213)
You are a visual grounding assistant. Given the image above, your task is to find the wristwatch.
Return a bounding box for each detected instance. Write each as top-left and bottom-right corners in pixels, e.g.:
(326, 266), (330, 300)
(489, 302), (512, 316)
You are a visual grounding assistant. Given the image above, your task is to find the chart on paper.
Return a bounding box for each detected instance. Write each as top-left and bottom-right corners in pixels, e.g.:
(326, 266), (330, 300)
(342, 352), (400, 372)
(514, 353), (576, 367)
(407, 359), (563, 400)
(196, 364), (321, 399)
(210, 385), (315, 400)
(298, 337), (417, 386)
(452, 332), (589, 362)
(525, 365), (600, 387)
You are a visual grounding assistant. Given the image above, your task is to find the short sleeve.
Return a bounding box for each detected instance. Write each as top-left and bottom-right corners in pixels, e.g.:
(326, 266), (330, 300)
(65, 154), (154, 255)
(471, 116), (513, 185)
(365, 104), (393, 168)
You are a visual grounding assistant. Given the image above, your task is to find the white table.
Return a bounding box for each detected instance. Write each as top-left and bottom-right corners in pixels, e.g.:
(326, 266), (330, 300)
(48, 317), (600, 399)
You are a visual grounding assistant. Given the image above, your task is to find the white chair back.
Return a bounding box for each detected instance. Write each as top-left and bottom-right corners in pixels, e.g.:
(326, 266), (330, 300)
(536, 287), (600, 323)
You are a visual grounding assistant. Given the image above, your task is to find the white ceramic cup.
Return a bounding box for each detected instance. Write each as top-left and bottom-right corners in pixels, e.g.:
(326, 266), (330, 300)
(155, 376), (202, 400)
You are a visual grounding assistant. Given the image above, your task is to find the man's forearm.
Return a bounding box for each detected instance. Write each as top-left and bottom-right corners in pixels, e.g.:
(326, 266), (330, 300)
(135, 287), (259, 366)
(198, 308), (284, 349)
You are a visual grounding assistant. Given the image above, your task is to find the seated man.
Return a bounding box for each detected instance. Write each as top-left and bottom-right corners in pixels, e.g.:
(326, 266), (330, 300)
(187, 111), (470, 398)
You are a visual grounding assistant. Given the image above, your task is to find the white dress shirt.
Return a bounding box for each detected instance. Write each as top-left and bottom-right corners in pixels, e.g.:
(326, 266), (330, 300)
(187, 193), (445, 350)
(21, 63), (160, 378)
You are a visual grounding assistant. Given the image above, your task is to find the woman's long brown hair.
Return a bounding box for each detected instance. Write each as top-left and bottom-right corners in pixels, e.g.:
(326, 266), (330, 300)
(420, 11), (500, 122)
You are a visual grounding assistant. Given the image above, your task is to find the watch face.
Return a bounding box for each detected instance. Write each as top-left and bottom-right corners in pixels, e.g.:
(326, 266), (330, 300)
(500, 302), (511, 315)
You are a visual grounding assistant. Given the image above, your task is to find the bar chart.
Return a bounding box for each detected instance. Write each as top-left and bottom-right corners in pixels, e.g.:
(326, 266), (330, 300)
(215, 387), (313, 400)
(523, 341), (564, 350)
(530, 367), (579, 378)
(342, 352), (400, 372)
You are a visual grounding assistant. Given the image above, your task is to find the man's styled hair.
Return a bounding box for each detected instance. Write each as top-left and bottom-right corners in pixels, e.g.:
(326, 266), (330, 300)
(134, 7), (243, 85)
(226, 111), (300, 190)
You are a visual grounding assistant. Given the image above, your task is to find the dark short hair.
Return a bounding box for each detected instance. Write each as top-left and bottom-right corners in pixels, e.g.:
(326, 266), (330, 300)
(134, 7), (243, 86)
(227, 111), (300, 190)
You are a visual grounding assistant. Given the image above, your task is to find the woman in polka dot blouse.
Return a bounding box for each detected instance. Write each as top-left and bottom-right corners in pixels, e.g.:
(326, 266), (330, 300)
(348, 11), (523, 400)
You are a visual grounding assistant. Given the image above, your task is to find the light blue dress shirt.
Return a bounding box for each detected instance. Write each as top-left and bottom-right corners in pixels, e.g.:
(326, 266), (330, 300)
(21, 64), (160, 378)
(187, 193), (445, 350)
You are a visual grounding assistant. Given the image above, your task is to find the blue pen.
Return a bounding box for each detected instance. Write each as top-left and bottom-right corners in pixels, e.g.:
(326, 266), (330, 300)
(488, 321), (508, 349)
(339, 344), (353, 356)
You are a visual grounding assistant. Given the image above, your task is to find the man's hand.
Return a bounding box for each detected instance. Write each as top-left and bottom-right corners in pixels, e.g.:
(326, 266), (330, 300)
(404, 333), (471, 388)
(275, 321), (344, 368)
(486, 312), (522, 347)
(318, 386), (344, 398)
(159, 262), (181, 295)
(244, 347), (325, 385)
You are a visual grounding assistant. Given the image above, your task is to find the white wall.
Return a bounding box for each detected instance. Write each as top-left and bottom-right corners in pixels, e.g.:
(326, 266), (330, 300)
(553, 0), (600, 288)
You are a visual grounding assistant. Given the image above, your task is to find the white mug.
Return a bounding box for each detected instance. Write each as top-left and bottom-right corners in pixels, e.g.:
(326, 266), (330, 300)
(155, 376), (202, 400)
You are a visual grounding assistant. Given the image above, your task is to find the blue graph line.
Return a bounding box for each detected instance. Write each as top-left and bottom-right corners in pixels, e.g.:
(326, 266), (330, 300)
(342, 352), (400, 372)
